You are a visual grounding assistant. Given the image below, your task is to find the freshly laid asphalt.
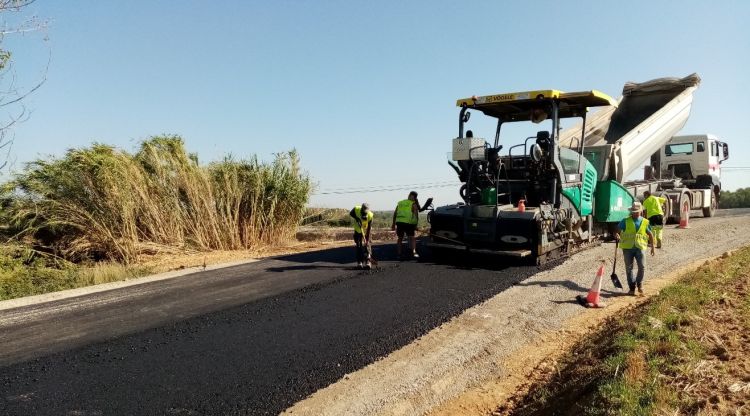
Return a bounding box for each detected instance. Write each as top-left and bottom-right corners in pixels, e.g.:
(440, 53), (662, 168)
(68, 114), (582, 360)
(0, 243), (547, 415)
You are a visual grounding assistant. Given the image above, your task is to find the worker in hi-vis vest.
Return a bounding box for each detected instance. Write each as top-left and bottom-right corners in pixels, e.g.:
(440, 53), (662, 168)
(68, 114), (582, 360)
(391, 191), (432, 259)
(642, 190), (666, 248)
(614, 201), (656, 296)
(350, 203), (374, 269)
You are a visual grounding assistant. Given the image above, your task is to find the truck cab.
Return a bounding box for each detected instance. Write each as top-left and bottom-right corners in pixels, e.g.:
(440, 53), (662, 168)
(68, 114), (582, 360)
(657, 134), (729, 191)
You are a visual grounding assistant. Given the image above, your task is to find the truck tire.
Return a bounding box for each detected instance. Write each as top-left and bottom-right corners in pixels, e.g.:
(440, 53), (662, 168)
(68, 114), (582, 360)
(658, 192), (672, 219)
(702, 190), (717, 218)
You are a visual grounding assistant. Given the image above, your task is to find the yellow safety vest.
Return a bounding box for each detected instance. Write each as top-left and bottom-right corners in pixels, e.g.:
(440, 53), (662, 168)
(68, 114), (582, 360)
(620, 217), (650, 250)
(643, 195), (666, 218)
(395, 199), (417, 225)
(353, 205), (373, 234)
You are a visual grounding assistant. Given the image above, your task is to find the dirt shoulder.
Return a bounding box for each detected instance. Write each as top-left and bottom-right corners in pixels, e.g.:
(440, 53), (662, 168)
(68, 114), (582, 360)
(0, 227), (402, 307)
(93, 227), (399, 274)
(500, 246), (750, 415)
(0, 229), (374, 303)
(109, 229), (398, 284)
(283, 213), (750, 416)
(137, 239), (351, 273)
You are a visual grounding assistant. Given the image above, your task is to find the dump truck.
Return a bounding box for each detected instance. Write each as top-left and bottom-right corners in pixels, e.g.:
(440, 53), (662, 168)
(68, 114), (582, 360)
(428, 74), (729, 263)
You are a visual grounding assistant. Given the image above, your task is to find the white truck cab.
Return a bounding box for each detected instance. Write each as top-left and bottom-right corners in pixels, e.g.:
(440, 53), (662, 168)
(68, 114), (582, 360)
(659, 134), (729, 189)
(645, 134), (729, 220)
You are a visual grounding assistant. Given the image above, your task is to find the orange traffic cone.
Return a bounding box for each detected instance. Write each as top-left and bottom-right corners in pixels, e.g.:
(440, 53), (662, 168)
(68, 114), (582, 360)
(678, 204), (689, 229)
(577, 264), (606, 308)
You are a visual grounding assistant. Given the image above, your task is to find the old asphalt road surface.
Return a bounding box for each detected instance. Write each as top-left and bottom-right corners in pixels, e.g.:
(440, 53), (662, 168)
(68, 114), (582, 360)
(0, 241), (546, 415)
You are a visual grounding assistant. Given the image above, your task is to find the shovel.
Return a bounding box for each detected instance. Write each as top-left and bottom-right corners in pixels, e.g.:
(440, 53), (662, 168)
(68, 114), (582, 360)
(611, 241), (623, 289)
(366, 241), (378, 268)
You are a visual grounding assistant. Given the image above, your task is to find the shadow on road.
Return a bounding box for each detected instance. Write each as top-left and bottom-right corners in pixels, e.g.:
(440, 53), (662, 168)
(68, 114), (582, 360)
(550, 299), (582, 305)
(519, 280), (623, 297)
(270, 238), (530, 272)
(266, 264), (360, 272)
(517, 279), (590, 292)
(269, 245), (356, 264)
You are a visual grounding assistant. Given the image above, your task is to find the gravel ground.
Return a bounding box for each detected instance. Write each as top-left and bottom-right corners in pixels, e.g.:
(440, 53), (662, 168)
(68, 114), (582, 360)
(284, 211), (750, 416)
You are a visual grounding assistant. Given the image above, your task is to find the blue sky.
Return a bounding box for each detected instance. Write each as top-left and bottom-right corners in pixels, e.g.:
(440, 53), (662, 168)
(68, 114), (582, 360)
(4, 1), (750, 210)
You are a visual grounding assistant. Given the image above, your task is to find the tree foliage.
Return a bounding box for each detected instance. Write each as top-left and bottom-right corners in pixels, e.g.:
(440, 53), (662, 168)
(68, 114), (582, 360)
(719, 188), (750, 209)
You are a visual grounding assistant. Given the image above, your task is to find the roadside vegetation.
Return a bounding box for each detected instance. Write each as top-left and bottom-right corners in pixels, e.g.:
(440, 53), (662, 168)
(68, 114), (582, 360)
(0, 243), (149, 300)
(0, 136), (312, 300)
(507, 246), (750, 415)
(720, 187), (750, 209)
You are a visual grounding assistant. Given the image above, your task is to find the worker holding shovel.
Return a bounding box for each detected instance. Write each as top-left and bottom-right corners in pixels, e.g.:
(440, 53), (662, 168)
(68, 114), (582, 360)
(614, 201), (656, 296)
(350, 203), (374, 269)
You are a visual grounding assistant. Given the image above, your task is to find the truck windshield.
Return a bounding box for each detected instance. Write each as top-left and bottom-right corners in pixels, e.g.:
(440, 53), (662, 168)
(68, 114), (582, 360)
(665, 143), (693, 156)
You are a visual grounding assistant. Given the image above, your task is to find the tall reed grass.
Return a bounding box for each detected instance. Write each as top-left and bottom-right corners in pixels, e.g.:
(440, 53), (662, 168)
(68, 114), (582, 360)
(2, 136), (312, 263)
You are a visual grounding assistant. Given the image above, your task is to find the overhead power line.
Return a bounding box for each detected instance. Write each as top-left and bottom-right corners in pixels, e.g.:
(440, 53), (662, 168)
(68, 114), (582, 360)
(317, 179), (459, 192)
(314, 167), (750, 195)
(315, 181), (458, 195)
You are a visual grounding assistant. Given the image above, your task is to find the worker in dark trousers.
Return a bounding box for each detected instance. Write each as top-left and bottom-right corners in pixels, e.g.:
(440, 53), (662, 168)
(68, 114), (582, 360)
(615, 201), (656, 296)
(391, 191), (432, 259)
(642, 190), (666, 248)
(350, 203), (373, 269)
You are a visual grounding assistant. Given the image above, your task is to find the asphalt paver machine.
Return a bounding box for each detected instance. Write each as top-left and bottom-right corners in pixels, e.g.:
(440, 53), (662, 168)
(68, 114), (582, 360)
(428, 74), (714, 264)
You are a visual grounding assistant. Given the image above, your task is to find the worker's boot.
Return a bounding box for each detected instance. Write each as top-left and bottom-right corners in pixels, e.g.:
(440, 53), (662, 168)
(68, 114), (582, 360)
(637, 284), (644, 296)
(411, 250), (419, 259)
(357, 262), (363, 269)
(365, 260), (372, 270)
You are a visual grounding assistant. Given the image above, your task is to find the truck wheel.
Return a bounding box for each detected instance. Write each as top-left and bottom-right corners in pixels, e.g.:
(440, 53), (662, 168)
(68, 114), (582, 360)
(658, 193), (671, 219)
(702, 191), (717, 218)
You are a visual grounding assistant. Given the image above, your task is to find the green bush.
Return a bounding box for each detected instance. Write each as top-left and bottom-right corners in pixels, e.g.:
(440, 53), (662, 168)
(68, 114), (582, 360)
(0, 245), (79, 300)
(1, 136), (312, 263)
(719, 187), (750, 208)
